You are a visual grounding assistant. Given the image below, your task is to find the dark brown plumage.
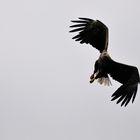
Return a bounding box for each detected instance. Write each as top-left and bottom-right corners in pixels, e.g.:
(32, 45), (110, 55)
(70, 18), (108, 52)
(70, 17), (140, 106)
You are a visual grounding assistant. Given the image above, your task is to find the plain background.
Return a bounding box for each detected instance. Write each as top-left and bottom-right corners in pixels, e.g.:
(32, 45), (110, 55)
(0, 0), (140, 140)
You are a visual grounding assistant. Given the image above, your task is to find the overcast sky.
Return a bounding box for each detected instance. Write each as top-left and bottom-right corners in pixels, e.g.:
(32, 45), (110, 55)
(0, 0), (140, 140)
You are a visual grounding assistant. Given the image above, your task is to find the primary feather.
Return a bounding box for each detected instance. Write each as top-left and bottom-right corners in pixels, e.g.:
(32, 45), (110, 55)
(70, 18), (109, 52)
(107, 59), (140, 106)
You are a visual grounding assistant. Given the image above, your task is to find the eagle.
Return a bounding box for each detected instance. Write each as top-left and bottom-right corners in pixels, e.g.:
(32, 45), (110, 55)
(70, 17), (140, 107)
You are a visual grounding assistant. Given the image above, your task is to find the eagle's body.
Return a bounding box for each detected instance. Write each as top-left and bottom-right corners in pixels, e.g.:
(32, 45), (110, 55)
(90, 51), (112, 85)
(70, 18), (140, 106)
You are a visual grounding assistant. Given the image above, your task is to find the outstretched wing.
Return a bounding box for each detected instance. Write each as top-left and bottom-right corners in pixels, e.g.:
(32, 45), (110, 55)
(69, 18), (109, 53)
(107, 60), (140, 106)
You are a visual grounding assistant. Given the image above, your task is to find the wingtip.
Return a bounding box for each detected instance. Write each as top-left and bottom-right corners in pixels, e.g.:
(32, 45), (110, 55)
(69, 27), (85, 33)
(71, 19), (91, 23)
(71, 19), (78, 22)
(78, 17), (93, 21)
(111, 97), (116, 101)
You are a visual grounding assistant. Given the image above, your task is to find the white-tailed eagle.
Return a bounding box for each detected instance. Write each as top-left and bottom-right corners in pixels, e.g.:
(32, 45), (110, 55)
(70, 17), (140, 106)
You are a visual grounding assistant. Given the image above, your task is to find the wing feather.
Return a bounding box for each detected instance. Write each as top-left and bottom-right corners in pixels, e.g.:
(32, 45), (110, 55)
(69, 18), (109, 53)
(108, 60), (140, 106)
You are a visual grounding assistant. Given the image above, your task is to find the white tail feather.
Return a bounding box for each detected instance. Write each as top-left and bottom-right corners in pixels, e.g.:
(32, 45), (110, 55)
(97, 77), (112, 86)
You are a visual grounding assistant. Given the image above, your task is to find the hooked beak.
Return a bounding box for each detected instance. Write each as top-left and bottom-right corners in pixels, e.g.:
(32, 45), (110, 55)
(89, 71), (99, 83)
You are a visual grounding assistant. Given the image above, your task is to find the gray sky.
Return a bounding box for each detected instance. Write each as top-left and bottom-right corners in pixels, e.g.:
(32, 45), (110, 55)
(0, 0), (140, 140)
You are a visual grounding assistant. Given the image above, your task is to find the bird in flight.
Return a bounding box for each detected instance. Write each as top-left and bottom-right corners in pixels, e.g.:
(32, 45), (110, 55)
(69, 17), (140, 106)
